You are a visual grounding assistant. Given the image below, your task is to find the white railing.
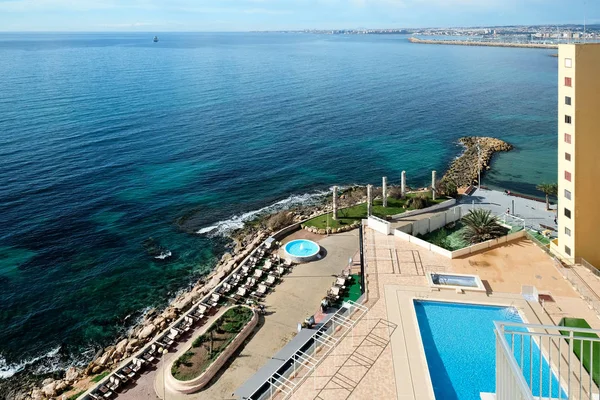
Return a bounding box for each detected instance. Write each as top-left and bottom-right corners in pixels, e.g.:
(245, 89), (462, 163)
(495, 321), (600, 400)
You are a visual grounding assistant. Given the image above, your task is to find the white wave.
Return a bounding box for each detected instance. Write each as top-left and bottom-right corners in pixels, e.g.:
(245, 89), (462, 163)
(196, 189), (331, 237)
(0, 346), (61, 380)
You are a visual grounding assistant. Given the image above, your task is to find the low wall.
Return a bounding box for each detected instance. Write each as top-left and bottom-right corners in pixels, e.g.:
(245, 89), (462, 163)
(394, 217), (527, 259)
(166, 306), (259, 394)
(391, 198), (456, 220)
(367, 215), (391, 235)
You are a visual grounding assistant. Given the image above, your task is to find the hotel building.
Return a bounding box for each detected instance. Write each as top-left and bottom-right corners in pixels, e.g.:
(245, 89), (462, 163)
(552, 43), (600, 267)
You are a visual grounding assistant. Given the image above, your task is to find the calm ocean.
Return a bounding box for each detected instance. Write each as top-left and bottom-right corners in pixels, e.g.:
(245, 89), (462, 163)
(0, 32), (557, 380)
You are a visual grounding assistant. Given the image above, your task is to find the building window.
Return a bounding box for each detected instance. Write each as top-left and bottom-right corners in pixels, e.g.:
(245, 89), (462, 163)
(565, 227), (571, 236)
(564, 208), (572, 219)
(565, 246), (571, 256)
(565, 96), (572, 105)
(565, 189), (571, 200)
(565, 152), (571, 161)
(564, 133), (572, 144)
(565, 115), (572, 124)
(565, 171), (572, 182)
(565, 58), (572, 68)
(565, 77), (572, 87)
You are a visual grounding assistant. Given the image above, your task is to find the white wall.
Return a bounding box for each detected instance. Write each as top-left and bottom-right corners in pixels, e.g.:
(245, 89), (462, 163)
(392, 198), (456, 219)
(368, 216), (391, 235)
(429, 213), (447, 232)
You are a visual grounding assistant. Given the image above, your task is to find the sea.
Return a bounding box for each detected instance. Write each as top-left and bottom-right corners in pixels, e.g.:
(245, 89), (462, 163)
(0, 32), (557, 385)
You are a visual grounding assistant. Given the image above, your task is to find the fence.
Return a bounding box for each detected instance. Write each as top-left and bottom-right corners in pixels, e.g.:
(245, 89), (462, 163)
(495, 321), (600, 400)
(552, 259), (600, 318)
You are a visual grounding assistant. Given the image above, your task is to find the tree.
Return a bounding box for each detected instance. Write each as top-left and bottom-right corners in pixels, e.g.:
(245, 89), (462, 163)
(461, 209), (506, 245)
(536, 183), (558, 211)
(406, 195), (430, 210)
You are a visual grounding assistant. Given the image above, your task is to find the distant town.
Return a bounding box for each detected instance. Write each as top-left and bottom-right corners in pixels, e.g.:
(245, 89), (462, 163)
(263, 24), (600, 43)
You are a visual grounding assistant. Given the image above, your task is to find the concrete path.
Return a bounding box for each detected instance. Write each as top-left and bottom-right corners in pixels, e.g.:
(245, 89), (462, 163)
(458, 187), (556, 232)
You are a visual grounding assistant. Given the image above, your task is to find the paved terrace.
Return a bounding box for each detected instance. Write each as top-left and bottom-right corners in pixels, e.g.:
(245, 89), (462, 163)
(458, 187), (556, 232)
(289, 227), (600, 400)
(117, 230), (359, 400)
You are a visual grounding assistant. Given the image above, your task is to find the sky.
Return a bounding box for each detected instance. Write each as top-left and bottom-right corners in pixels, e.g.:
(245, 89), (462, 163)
(0, 0), (598, 32)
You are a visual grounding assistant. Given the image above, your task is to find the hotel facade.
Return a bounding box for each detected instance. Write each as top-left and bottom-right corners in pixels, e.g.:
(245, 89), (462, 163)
(552, 43), (600, 267)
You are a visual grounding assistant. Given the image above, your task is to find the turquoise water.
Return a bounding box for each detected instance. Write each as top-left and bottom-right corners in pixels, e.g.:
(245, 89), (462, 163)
(284, 240), (320, 257)
(0, 32), (558, 380)
(415, 301), (565, 399)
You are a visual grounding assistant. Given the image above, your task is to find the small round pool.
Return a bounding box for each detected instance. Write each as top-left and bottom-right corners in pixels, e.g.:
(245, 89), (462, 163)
(284, 239), (320, 263)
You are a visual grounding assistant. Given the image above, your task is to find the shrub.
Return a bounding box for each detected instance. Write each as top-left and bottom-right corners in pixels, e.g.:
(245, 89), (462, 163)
(266, 211), (295, 231)
(388, 187), (403, 200)
(192, 335), (207, 348)
(462, 209), (507, 244)
(406, 195), (429, 210)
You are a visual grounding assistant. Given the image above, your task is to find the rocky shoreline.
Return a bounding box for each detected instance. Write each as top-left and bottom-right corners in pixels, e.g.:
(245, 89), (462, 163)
(9, 137), (512, 399)
(442, 137), (513, 188)
(409, 37), (558, 49)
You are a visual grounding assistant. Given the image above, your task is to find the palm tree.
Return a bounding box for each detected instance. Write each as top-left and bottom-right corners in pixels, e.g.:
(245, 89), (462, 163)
(536, 183), (558, 211)
(462, 209), (506, 245)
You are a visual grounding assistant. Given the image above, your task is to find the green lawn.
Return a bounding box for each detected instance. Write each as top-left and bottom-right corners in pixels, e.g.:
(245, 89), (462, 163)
(90, 371), (110, 383)
(340, 275), (362, 303)
(527, 229), (552, 245)
(304, 193), (445, 230)
(559, 318), (600, 387)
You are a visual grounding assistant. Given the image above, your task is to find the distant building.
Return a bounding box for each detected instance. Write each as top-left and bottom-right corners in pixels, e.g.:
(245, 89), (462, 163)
(551, 43), (600, 267)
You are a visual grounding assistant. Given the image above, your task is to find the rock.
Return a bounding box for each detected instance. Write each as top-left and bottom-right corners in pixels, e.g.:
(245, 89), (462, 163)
(162, 306), (178, 321)
(115, 338), (129, 355)
(41, 381), (57, 397)
(65, 366), (80, 382)
(55, 381), (69, 393)
(30, 389), (45, 400)
(91, 365), (103, 374)
(96, 351), (111, 366)
(126, 339), (140, 352)
(138, 323), (156, 340)
(41, 378), (54, 387)
(317, 229), (326, 235)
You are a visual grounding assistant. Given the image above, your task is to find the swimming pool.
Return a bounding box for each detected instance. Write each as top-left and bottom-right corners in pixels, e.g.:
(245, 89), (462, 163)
(414, 301), (565, 400)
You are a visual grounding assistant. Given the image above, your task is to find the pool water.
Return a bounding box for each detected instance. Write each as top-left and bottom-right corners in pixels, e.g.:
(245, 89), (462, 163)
(415, 301), (565, 400)
(284, 239), (319, 257)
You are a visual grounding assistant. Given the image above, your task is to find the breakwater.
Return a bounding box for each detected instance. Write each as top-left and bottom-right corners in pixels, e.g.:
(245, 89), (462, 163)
(442, 137), (513, 188)
(409, 37), (558, 49)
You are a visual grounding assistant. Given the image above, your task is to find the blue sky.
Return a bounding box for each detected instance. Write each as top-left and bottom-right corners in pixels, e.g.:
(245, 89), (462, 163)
(0, 0), (597, 32)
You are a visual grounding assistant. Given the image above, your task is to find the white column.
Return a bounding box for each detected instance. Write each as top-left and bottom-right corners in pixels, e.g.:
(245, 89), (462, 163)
(382, 177), (388, 207)
(367, 184), (373, 216)
(332, 186), (338, 220)
(401, 171), (406, 197)
(432, 171), (437, 200)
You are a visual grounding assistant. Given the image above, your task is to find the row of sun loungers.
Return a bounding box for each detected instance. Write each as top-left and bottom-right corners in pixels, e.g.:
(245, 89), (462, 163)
(326, 271), (352, 301)
(85, 243), (290, 399)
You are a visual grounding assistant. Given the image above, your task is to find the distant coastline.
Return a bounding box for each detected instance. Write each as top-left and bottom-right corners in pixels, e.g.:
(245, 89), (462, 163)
(409, 37), (558, 49)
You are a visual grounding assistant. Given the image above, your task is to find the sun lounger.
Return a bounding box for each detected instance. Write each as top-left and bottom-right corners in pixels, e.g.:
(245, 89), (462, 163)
(89, 393), (101, 400)
(274, 266), (286, 276)
(256, 284), (268, 296)
(241, 266), (250, 276)
(114, 372), (129, 383)
(121, 365), (136, 379)
(263, 260), (272, 270)
(107, 376), (120, 391)
(264, 274), (277, 286)
(284, 258), (293, 267)
(131, 358), (143, 372)
(235, 287), (247, 299)
(335, 277), (346, 289)
(168, 328), (180, 340)
(97, 385), (113, 398)
(142, 352), (155, 363)
(210, 293), (220, 306)
(253, 269), (263, 278)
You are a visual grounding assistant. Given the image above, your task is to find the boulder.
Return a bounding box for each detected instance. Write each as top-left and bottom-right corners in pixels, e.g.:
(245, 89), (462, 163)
(138, 324), (156, 340)
(30, 389), (45, 400)
(317, 229), (326, 235)
(126, 339), (140, 352)
(91, 365), (103, 374)
(65, 366), (80, 382)
(162, 306), (178, 321)
(41, 378), (54, 387)
(41, 381), (57, 398)
(115, 338), (129, 355)
(96, 351), (111, 366)
(55, 380), (69, 393)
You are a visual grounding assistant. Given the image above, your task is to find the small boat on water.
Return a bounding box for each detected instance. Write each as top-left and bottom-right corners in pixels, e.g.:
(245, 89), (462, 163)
(153, 36), (159, 43)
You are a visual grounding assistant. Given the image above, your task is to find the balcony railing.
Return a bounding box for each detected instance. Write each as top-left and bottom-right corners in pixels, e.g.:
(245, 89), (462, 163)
(495, 321), (600, 400)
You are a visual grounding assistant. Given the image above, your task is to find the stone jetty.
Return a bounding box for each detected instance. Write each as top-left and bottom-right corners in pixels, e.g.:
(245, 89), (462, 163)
(409, 37), (558, 49)
(442, 137), (513, 188)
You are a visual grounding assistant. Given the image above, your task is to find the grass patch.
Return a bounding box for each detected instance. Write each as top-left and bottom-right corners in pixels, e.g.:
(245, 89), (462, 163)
(172, 306), (253, 381)
(559, 318), (600, 387)
(340, 275), (362, 303)
(67, 390), (86, 400)
(90, 371), (110, 383)
(304, 192), (445, 230)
